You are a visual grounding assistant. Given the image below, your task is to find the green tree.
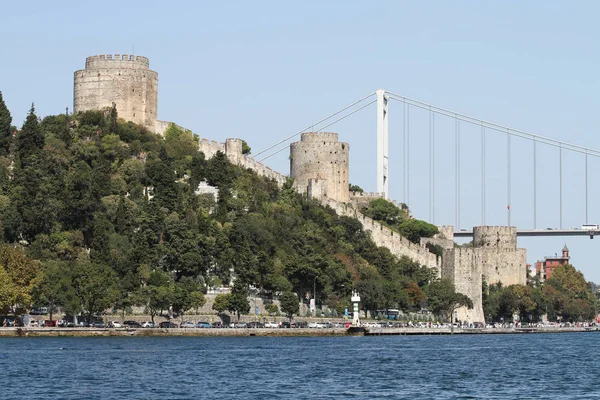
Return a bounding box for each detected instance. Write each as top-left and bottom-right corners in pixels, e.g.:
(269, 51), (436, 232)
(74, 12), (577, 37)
(33, 260), (74, 323)
(265, 303), (279, 316)
(241, 140), (251, 155)
(0, 244), (41, 313)
(227, 286), (250, 322)
(70, 260), (119, 324)
(362, 198), (404, 226)
(212, 293), (231, 315)
(17, 104), (45, 167)
(279, 291), (299, 323)
(0, 91), (12, 156)
(426, 279), (473, 325)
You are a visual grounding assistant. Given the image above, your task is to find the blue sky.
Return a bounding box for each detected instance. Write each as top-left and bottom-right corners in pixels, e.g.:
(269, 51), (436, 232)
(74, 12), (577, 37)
(2, 1), (599, 282)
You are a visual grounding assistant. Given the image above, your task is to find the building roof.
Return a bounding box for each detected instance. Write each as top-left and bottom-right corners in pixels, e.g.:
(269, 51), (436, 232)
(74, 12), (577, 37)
(563, 243), (569, 252)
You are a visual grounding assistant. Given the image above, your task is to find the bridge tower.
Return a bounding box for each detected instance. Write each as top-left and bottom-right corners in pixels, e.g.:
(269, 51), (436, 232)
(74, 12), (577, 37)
(376, 89), (389, 198)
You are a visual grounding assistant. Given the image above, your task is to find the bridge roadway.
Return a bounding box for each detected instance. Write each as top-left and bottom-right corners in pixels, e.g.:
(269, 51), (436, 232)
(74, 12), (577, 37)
(453, 229), (598, 238)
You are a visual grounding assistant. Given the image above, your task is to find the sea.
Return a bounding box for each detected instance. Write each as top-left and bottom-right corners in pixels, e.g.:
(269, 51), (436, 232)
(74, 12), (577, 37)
(0, 332), (598, 399)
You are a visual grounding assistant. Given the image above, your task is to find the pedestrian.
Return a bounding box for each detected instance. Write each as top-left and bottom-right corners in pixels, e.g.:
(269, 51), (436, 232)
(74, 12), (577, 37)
(2, 319), (7, 327)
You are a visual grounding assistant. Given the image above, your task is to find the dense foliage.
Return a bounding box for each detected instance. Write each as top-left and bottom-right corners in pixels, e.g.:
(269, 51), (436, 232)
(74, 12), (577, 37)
(361, 198), (437, 244)
(0, 99), (465, 321)
(483, 264), (598, 323)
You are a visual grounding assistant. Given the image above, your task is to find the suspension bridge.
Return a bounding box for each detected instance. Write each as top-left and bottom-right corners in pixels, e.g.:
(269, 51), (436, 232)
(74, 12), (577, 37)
(253, 89), (600, 239)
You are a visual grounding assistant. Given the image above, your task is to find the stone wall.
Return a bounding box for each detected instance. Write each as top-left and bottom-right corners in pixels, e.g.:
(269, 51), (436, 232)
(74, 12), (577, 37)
(290, 132), (350, 203)
(320, 198), (442, 273)
(441, 226), (527, 323)
(74, 54), (158, 131)
(199, 138), (288, 187)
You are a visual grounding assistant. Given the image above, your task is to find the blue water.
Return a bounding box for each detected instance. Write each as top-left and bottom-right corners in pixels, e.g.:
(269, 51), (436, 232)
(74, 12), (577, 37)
(1, 333), (599, 399)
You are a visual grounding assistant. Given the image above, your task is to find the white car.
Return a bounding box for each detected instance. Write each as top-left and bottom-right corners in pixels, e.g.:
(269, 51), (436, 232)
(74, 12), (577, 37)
(108, 321), (122, 328)
(141, 321), (155, 328)
(264, 321), (278, 328)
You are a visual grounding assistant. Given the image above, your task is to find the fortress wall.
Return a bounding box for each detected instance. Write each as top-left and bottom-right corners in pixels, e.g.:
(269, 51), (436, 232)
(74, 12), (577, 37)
(198, 138), (288, 187)
(74, 54), (158, 131)
(321, 198), (441, 274)
(451, 248), (485, 323)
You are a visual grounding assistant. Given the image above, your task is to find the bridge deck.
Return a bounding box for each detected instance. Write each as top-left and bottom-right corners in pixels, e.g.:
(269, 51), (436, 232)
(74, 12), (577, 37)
(453, 229), (598, 238)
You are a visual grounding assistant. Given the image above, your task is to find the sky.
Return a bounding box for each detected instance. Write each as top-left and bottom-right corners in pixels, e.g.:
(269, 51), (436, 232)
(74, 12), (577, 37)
(1, 1), (599, 281)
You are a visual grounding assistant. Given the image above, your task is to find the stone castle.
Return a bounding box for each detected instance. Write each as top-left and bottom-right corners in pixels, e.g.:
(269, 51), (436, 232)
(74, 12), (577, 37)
(73, 54), (527, 323)
(73, 54), (171, 134)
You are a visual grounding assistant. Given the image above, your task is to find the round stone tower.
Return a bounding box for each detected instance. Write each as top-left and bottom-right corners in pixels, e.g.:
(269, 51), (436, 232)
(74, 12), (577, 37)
(290, 132), (350, 203)
(473, 226), (517, 249)
(74, 54), (158, 131)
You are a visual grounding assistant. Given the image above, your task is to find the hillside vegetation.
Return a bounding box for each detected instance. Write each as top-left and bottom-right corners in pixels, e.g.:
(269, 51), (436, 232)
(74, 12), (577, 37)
(0, 95), (448, 321)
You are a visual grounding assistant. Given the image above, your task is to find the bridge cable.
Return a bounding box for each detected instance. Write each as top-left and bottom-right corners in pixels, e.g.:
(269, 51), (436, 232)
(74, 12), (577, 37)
(407, 103), (410, 208)
(559, 144), (563, 229)
(256, 99), (377, 162)
(585, 153), (588, 224)
(533, 136), (537, 229)
(253, 91), (376, 159)
(455, 115), (459, 229)
(507, 128), (511, 226)
(429, 106), (432, 222)
(402, 100), (406, 203)
(432, 112), (436, 224)
(386, 93), (600, 158)
(481, 122), (486, 226)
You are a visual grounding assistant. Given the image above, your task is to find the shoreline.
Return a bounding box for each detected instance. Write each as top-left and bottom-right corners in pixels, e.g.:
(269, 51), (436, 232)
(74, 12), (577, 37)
(0, 326), (597, 337)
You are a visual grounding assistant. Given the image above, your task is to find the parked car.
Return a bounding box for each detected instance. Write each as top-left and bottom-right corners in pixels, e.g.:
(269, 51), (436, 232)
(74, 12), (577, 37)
(123, 321), (141, 328)
(108, 321), (122, 328)
(92, 321), (106, 328)
(158, 321), (178, 328)
(180, 321), (195, 328)
(264, 321), (278, 328)
(141, 321), (156, 328)
(196, 321), (211, 328)
(211, 321), (225, 328)
(293, 321), (308, 328)
(278, 321), (290, 328)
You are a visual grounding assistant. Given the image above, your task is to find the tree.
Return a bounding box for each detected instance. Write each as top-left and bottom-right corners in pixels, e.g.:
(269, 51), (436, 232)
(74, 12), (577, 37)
(398, 219), (439, 244)
(70, 260), (118, 324)
(279, 291), (299, 323)
(348, 184), (363, 193)
(0, 91), (12, 156)
(142, 271), (174, 323)
(212, 293), (231, 315)
(362, 198), (404, 226)
(33, 260), (74, 323)
(227, 286), (250, 322)
(265, 303), (279, 316)
(172, 277), (206, 322)
(17, 104), (45, 167)
(241, 140), (251, 155)
(0, 244), (41, 313)
(426, 279), (473, 326)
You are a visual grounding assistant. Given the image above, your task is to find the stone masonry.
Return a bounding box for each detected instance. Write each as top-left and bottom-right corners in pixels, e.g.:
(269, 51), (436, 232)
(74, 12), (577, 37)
(290, 132), (350, 203)
(434, 226), (527, 323)
(74, 54), (171, 134)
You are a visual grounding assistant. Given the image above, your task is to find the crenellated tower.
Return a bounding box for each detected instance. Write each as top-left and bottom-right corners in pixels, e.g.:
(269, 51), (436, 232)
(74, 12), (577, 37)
(74, 54), (159, 132)
(290, 132), (350, 203)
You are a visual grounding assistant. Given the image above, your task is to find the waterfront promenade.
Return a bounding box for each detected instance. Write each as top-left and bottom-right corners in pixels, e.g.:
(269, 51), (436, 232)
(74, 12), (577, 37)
(1, 325), (597, 337)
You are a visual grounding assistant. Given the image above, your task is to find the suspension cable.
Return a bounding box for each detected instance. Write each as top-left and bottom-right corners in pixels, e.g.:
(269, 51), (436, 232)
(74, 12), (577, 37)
(387, 94), (600, 158)
(256, 99), (377, 162)
(253, 91), (376, 158)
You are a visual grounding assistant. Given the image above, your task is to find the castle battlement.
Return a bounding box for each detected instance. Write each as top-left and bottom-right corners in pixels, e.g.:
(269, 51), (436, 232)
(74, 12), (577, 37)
(84, 54), (150, 69)
(300, 132), (339, 142)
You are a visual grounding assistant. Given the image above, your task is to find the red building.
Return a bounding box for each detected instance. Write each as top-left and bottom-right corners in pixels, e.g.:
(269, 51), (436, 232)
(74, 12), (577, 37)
(536, 244), (570, 280)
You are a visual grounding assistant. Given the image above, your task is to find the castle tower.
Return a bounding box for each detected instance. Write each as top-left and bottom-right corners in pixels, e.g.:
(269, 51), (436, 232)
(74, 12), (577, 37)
(290, 132), (350, 203)
(74, 54), (158, 132)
